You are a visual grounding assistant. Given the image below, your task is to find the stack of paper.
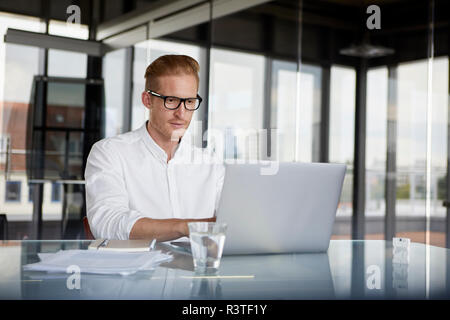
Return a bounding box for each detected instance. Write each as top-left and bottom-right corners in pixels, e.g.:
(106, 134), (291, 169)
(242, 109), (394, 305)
(23, 249), (173, 276)
(88, 239), (156, 252)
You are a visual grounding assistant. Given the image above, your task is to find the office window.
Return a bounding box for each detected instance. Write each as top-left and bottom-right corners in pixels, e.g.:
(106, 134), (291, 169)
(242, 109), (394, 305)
(271, 60), (296, 161)
(0, 136), (6, 164)
(365, 67), (388, 239)
(28, 183), (34, 202)
(132, 42), (148, 132)
(396, 60), (428, 244)
(208, 48), (265, 160)
(429, 57), (449, 247)
(47, 20), (88, 78)
(394, 57), (449, 247)
(67, 132), (84, 179)
(271, 61), (322, 162)
(48, 19), (89, 40)
(51, 182), (62, 202)
(5, 181), (21, 202)
(329, 65), (356, 239)
(0, 12), (44, 220)
(297, 64), (322, 163)
(0, 12), (44, 104)
(48, 49), (87, 78)
(46, 81), (86, 129)
(103, 48), (126, 138)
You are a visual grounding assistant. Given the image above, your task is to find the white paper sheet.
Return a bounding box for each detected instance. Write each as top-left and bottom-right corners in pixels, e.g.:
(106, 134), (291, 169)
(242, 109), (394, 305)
(23, 249), (172, 276)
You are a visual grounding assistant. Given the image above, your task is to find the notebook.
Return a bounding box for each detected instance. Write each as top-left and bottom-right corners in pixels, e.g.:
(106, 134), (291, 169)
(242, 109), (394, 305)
(88, 239), (155, 252)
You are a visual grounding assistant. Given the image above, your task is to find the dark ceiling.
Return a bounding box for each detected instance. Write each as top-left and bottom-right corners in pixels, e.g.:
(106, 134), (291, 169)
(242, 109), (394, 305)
(0, 0), (448, 68)
(165, 0), (448, 68)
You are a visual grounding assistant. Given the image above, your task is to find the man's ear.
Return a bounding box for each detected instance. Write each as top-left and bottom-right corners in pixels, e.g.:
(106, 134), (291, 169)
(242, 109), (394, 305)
(142, 91), (151, 110)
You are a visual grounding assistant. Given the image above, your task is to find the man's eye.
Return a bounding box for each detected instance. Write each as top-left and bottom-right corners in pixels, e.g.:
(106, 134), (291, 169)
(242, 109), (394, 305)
(167, 98), (176, 103)
(186, 99), (195, 104)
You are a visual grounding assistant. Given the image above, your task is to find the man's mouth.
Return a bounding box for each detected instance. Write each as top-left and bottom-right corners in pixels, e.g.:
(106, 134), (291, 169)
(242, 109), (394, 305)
(169, 122), (185, 128)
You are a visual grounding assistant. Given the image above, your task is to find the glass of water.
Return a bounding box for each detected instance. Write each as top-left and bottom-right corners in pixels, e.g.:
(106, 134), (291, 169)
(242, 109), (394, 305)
(188, 222), (227, 273)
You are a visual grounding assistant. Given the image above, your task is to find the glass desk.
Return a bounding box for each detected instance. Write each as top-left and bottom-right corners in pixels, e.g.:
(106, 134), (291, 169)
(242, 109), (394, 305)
(1, 240), (449, 300)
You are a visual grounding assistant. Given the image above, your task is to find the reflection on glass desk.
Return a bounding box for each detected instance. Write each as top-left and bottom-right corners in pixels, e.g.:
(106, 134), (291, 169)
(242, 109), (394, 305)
(1, 240), (449, 300)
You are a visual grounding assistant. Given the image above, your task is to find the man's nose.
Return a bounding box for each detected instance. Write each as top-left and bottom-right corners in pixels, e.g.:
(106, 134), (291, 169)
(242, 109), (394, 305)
(173, 102), (186, 118)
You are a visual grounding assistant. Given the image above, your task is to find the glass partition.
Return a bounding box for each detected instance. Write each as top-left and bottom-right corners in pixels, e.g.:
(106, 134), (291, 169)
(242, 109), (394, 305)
(271, 61), (321, 162)
(395, 60), (429, 244)
(429, 57), (448, 247)
(0, 0), (449, 246)
(0, 12), (44, 229)
(103, 48), (126, 138)
(47, 49), (87, 78)
(365, 67), (388, 240)
(329, 65), (356, 239)
(48, 19), (89, 40)
(208, 48), (265, 160)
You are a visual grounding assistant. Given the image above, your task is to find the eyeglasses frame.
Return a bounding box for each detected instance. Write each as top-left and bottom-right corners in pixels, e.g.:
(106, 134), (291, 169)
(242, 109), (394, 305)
(146, 90), (202, 111)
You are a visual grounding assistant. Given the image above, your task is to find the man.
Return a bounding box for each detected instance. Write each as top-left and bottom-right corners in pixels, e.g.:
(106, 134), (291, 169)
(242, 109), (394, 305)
(85, 55), (225, 241)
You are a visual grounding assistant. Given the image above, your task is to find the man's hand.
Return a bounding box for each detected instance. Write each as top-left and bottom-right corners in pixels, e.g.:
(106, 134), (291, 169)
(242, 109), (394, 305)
(180, 216), (217, 236)
(129, 216), (216, 242)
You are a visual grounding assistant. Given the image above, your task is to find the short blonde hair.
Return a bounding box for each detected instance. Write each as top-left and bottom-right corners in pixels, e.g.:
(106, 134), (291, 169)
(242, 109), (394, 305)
(144, 54), (200, 91)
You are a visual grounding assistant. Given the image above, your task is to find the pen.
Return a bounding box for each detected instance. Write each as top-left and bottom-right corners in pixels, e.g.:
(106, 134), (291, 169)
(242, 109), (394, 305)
(149, 239), (156, 251)
(97, 239), (109, 249)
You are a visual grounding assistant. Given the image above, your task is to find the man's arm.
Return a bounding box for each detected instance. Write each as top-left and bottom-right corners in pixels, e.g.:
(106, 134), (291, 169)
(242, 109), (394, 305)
(129, 216), (216, 242)
(86, 141), (152, 240)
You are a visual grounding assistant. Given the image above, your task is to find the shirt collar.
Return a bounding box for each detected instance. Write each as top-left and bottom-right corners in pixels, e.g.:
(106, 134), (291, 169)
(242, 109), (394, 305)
(138, 121), (191, 163)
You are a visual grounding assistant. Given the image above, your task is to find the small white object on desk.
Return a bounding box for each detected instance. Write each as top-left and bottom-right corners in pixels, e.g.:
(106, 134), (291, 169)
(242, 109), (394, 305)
(392, 237), (410, 290)
(392, 237), (410, 264)
(149, 238), (156, 251)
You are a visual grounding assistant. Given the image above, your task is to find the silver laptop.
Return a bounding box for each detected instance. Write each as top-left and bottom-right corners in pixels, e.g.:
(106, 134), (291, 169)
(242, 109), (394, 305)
(216, 162), (346, 255)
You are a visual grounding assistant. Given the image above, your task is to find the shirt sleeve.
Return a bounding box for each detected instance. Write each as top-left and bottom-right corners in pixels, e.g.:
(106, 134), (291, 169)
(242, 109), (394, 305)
(214, 163), (226, 213)
(84, 141), (146, 240)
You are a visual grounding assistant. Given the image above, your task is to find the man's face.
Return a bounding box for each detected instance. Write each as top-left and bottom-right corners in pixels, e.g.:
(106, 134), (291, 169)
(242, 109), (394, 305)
(142, 73), (198, 141)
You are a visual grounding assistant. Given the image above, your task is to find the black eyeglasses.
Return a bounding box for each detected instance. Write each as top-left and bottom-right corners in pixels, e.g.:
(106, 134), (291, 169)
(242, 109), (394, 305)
(147, 90), (202, 111)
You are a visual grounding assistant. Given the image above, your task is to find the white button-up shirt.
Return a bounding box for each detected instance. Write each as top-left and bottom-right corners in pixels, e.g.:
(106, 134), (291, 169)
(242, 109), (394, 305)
(85, 122), (225, 240)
